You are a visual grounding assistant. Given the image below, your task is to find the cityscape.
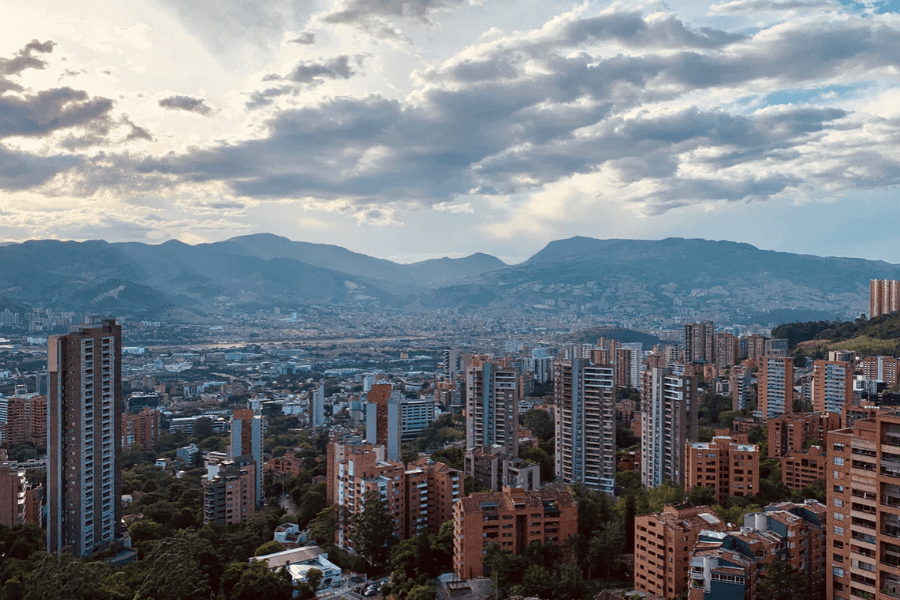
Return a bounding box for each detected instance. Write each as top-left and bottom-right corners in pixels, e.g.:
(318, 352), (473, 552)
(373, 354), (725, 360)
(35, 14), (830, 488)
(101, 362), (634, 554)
(1, 272), (900, 600)
(5, 0), (900, 599)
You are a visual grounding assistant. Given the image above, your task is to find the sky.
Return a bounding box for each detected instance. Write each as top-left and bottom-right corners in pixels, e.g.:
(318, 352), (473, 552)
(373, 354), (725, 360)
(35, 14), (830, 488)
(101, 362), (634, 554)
(2, 0), (900, 265)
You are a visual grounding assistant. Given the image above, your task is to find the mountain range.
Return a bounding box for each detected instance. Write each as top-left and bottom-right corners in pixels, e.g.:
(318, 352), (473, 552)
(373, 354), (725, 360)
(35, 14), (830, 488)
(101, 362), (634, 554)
(0, 234), (897, 324)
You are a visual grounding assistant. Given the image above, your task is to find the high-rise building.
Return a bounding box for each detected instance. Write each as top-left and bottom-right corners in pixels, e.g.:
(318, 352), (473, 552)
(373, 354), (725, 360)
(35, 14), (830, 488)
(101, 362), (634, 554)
(463, 445), (539, 491)
(554, 358), (616, 493)
(634, 502), (725, 600)
(312, 383), (325, 428)
(861, 355), (900, 388)
(202, 458), (256, 525)
(641, 365), (698, 487)
(230, 409), (262, 508)
(713, 332), (739, 367)
(764, 338), (788, 357)
(366, 383), (435, 461)
(465, 361), (519, 458)
(47, 318), (122, 556)
(743, 334), (767, 361)
(757, 357), (794, 418)
(683, 322), (714, 364)
(615, 343), (642, 389)
(811, 360), (853, 414)
(684, 435), (760, 505)
(768, 412), (841, 458)
(6, 395), (47, 446)
(870, 278), (900, 318)
(730, 365), (752, 411)
(827, 411), (900, 600)
(453, 485), (577, 580)
(0, 462), (26, 526)
(121, 406), (160, 449)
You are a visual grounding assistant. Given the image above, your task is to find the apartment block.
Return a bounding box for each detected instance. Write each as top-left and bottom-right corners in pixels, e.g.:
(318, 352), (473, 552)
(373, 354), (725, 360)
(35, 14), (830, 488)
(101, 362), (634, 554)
(730, 365), (753, 411)
(47, 318), (122, 556)
(684, 322), (715, 364)
(782, 445), (827, 491)
(5, 395), (47, 447)
(634, 503), (725, 600)
(366, 382), (435, 462)
(615, 344), (642, 390)
(121, 407), (160, 449)
(685, 435), (760, 505)
(230, 409), (262, 508)
(870, 279), (900, 319)
(688, 501), (827, 600)
(861, 355), (900, 388)
(453, 485), (577, 580)
(768, 412), (841, 458)
(554, 358), (616, 493)
(757, 357), (794, 419)
(812, 360), (853, 414)
(827, 411), (900, 600)
(202, 458), (256, 525)
(332, 444), (461, 550)
(464, 445), (539, 492)
(714, 333), (739, 368)
(0, 462), (27, 526)
(641, 365), (698, 487)
(744, 334), (767, 361)
(465, 361), (519, 457)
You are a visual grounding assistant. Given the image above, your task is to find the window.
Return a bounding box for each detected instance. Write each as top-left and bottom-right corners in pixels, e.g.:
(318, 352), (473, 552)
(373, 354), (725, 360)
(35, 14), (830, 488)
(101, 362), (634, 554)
(834, 457), (844, 466)
(834, 526), (844, 536)
(834, 498), (843, 507)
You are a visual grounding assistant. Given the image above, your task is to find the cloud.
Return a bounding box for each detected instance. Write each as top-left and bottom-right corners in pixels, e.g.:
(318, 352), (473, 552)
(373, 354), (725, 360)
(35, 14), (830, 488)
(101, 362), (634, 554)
(158, 95), (213, 115)
(0, 143), (81, 190)
(0, 87), (114, 139)
(0, 39), (55, 76)
(285, 55), (366, 86)
(289, 32), (316, 45)
(323, 0), (468, 28)
(709, 0), (834, 13)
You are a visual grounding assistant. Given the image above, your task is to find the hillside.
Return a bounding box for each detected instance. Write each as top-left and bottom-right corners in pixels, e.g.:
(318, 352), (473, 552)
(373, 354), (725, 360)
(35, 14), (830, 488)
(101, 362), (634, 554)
(775, 312), (900, 356)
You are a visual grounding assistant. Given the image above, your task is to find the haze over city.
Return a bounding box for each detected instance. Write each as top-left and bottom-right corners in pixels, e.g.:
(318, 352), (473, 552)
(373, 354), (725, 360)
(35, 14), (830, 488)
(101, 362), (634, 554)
(3, 0), (900, 263)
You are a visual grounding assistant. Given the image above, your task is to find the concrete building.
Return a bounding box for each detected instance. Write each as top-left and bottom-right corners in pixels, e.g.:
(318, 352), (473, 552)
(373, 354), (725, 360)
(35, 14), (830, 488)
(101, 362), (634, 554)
(616, 344), (642, 390)
(5, 395), (47, 447)
(465, 361), (519, 458)
(202, 458), (256, 525)
(757, 357), (794, 419)
(464, 444), (539, 492)
(812, 360), (853, 415)
(312, 382), (325, 428)
(684, 322), (715, 364)
(827, 411), (900, 600)
(768, 412), (841, 458)
(0, 462), (27, 526)
(684, 435), (760, 505)
(870, 278), (900, 318)
(366, 383), (435, 461)
(47, 318), (122, 556)
(641, 365), (698, 487)
(744, 334), (767, 361)
(252, 546), (342, 591)
(764, 338), (788, 357)
(688, 501), (827, 600)
(634, 503), (725, 600)
(230, 408), (262, 508)
(452, 485), (577, 580)
(121, 407), (160, 449)
(554, 358), (616, 493)
(861, 355), (900, 388)
(730, 365), (753, 411)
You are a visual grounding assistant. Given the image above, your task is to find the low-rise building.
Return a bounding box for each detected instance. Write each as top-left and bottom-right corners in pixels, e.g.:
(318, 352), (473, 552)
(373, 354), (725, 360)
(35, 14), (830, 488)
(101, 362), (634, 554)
(464, 445), (539, 492)
(634, 503), (725, 600)
(453, 485), (577, 580)
(252, 545), (342, 590)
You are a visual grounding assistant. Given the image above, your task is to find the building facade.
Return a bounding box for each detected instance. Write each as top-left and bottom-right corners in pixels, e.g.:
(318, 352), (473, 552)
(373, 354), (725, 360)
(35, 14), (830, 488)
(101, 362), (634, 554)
(641, 365), (698, 487)
(202, 458), (256, 525)
(684, 435), (760, 505)
(121, 406), (160, 449)
(812, 360), (853, 415)
(554, 358), (616, 493)
(757, 357), (794, 419)
(827, 411), (900, 600)
(768, 412), (841, 458)
(870, 279), (900, 319)
(5, 395), (47, 447)
(453, 485), (577, 580)
(230, 408), (262, 508)
(47, 318), (122, 556)
(465, 361), (520, 457)
(861, 355), (900, 388)
(684, 322), (715, 364)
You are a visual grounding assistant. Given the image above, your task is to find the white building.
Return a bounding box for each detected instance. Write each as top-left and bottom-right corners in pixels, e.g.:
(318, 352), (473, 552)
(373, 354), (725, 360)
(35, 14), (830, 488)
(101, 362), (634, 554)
(252, 545), (342, 593)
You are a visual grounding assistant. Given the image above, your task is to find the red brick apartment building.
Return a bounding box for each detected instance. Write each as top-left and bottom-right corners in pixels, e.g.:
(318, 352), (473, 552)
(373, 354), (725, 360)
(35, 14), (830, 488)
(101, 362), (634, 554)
(768, 412), (841, 458)
(634, 503), (725, 600)
(685, 435), (760, 505)
(827, 411), (900, 600)
(6, 395), (47, 446)
(453, 485), (577, 580)
(121, 406), (160, 449)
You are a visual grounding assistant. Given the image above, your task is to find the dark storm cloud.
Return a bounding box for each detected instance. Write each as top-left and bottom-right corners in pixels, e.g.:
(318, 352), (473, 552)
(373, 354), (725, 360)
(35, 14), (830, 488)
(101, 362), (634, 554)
(158, 95), (213, 116)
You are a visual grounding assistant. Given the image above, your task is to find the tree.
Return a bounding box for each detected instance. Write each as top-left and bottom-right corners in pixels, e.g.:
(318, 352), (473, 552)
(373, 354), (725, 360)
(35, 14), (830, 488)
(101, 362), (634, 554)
(134, 534), (222, 600)
(308, 506), (336, 547)
(755, 558), (806, 600)
(227, 561), (294, 600)
(254, 540), (284, 557)
(304, 568), (323, 593)
(687, 485), (716, 506)
(350, 491), (398, 570)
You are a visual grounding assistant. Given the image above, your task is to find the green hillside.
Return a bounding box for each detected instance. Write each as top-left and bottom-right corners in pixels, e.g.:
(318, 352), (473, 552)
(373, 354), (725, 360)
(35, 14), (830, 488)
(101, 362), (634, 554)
(775, 312), (900, 357)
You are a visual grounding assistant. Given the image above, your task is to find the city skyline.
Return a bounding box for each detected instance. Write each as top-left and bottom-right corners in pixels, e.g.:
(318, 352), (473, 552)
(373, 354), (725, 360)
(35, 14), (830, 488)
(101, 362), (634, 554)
(3, 1), (900, 263)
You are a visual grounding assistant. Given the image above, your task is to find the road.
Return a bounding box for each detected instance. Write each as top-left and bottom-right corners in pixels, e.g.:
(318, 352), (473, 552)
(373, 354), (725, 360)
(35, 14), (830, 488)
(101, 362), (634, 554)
(279, 493), (297, 515)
